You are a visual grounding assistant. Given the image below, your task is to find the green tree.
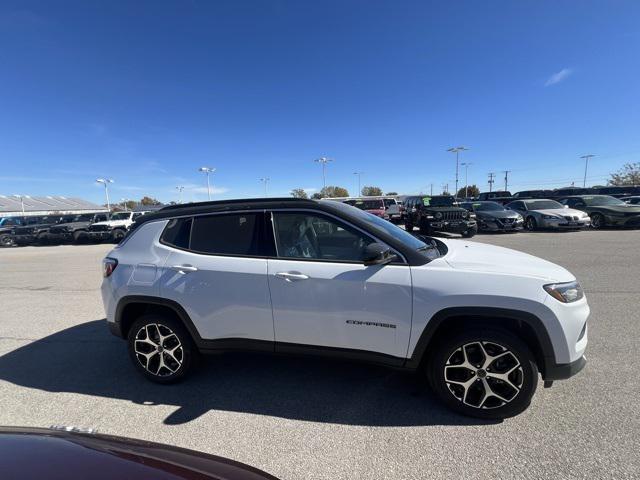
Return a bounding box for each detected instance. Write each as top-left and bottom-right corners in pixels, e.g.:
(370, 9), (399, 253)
(361, 186), (383, 196)
(385, 191), (398, 196)
(290, 188), (308, 199)
(456, 184), (480, 198)
(311, 192), (323, 199)
(140, 196), (162, 206)
(609, 162), (640, 186)
(319, 186), (349, 198)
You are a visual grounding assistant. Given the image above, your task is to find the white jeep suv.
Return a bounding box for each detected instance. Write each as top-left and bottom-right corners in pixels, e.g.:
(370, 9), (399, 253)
(88, 211), (147, 243)
(101, 198), (588, 418)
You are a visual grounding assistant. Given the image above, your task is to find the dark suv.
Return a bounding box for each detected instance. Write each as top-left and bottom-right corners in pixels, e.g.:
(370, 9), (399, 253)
(0, 216), (29, 247)
(13, 215), (75, 245)
(48, 212), (110, 243)
(403, 195), (477, 237)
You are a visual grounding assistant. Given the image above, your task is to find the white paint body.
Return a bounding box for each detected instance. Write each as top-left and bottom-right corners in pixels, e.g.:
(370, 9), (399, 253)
(102, 218), (588, 366)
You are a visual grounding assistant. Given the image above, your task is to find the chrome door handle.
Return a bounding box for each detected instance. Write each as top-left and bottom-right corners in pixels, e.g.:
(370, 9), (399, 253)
(275, 271), (309, 282)
(171, 264), (198, 274)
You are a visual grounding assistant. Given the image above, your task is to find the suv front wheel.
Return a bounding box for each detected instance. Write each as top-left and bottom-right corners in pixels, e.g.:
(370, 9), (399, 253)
(427, 328), (538, 419)
(127, 314), (197, 384)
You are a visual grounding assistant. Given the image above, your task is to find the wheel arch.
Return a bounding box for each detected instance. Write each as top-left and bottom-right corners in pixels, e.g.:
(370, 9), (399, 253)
(405, 307), (555, 377)
(115, 295), (202, 345)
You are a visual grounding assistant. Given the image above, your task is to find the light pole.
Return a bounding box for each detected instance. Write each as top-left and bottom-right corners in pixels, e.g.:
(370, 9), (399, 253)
(447, 146), (469, 198)
(121, 198), (128, 212)
(580, 155), (595, 188)
(353, 171), (364, 196)
(198, 167), (216, 200)
(461, 162), (472, 198)
(259, 177), (270, 196)
(314, 157), (333, 191)
(13, 195), (25, 215)
(176, 186), (184, 204)
(96, 178), (114, 211)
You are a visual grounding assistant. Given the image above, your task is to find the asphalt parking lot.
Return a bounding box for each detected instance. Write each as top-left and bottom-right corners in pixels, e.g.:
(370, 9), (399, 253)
(1, 230), (639, 479)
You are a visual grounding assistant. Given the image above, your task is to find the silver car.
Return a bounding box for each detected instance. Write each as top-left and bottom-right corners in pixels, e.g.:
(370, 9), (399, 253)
(506, 199), (591, 230)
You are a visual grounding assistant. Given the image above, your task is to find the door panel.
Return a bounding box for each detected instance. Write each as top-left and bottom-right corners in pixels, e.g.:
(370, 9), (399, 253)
(267, 259), (412, 358)
(160, 250), (274, 342)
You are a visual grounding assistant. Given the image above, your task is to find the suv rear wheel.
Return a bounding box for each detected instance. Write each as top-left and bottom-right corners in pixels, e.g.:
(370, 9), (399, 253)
(427, 327), (538, 419)
(112, 228), (126, 243)
(127, 314), (197, 384)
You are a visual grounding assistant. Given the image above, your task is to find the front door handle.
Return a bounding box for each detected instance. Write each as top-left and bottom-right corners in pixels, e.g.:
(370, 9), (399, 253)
(171, 264), (198, 274)
(275, 271), (309, 282)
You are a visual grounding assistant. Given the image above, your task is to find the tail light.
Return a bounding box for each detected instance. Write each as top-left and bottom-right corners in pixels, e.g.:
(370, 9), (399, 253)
(103, 257), (118, 278)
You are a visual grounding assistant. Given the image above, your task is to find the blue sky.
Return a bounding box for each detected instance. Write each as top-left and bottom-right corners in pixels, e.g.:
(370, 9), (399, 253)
(1, 1), (639, 204)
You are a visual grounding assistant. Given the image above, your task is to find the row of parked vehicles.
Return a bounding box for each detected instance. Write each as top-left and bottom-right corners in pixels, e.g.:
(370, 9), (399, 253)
(0, 210), (147, 247)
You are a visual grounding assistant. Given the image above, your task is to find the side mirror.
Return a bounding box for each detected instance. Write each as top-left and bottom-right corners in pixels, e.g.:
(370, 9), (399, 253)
(363, 243), (395, 266)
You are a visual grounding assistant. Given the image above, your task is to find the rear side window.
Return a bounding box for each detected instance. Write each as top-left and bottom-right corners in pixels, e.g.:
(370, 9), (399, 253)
(161, 218), (192, 249)
(190, 213), (262, 256)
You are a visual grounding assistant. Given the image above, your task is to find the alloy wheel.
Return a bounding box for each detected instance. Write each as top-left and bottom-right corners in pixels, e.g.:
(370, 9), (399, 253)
(133, 323), (184, 377)
(444, 341), (524, 409)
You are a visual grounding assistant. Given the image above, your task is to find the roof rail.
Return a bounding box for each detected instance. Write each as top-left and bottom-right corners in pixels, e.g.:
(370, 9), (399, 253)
(158, 197), (314, 212)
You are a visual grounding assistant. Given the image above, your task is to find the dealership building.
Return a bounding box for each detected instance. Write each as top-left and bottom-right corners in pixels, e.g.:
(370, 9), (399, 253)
(0, 195), (108, 217)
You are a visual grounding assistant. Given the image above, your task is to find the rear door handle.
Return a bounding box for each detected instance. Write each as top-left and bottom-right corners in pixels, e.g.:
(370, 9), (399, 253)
(275, 271), (309, 282)
(170, 264), (198, 274)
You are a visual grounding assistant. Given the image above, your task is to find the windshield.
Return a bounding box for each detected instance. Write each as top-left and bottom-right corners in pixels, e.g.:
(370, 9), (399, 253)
(351, 199), (384, 210)
(474, 202), (505, 211)
(329, 202), (428, 252)
(526, 200), (563, 210)
(110, 212), (131, 220)
(423, 196), (454, 207)
(583, 195), (626, 206)
(383, 199), (397, 207)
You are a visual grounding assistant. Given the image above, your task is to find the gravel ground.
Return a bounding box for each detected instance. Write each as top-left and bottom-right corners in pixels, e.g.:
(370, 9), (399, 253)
(0, 230), (638, 479)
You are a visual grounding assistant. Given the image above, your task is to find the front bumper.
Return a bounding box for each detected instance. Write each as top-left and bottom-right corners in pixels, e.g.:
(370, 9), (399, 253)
(479, 219), (524, 231)
(46, 232), (74, 243)
(544, 355), (586, 381)
(426, 220), (477, 233)
(539, 218), (591, 229)
(13, 234), (37, 245)
(87, 231), (112, 241)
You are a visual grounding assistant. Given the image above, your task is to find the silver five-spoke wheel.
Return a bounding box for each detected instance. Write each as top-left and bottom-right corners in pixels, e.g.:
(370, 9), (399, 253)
(444, 341), (523, 409)
(134, 323), (184, 377)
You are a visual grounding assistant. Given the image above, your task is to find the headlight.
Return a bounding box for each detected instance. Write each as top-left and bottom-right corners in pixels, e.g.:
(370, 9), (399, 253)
(542, 214), (560, 219)
(435, 212), (443, 219)
(516, 214), (523, 221)
(544, 281), (584, 303)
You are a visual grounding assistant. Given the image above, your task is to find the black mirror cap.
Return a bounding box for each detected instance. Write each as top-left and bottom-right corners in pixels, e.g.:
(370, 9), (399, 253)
(363, 242), (394, 266)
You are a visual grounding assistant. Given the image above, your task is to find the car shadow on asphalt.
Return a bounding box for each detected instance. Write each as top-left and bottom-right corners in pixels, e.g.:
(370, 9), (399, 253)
(0, 319), (498, 427)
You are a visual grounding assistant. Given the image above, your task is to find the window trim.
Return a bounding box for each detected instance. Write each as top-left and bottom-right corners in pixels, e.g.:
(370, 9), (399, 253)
(268, 208), (408, 265)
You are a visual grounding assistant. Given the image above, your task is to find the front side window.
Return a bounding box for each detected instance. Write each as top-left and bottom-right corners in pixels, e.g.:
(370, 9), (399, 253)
(191, 213), (262, 256)
(110, 212), (131, 221)
(272, 212), (374, 262)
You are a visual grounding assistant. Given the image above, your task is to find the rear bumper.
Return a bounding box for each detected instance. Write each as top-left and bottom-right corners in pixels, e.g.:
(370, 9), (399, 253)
(544, 355), (586, 381)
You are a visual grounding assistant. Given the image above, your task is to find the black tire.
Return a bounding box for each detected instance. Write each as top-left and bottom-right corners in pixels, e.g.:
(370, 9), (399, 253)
(590, 213), (605, 230)
(73, 230), (85, 244)
(418, 222), (433, 235)
(0, 234), (14, 248)
(405, 221), (414, 232)
(426, 327), (538, 419)
(127, 314), (197, 384)
(36, 233), (49, 245)
(461, 226), (478, 238)
(112, 228), (126, 243)
(525, 216), (537, 231)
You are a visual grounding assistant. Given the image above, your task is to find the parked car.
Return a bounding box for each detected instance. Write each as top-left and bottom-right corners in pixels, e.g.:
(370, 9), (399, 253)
(461, 201), (524, 232)
(559, 195), (640, 229)
(621, 196), (640, 205)
(403, 195), (477, 237)
(549, 187), (590, 198)
(506, 199), (591, 231)
(48, 212), (110, 244)
(86, 211), (147, 243)
(591, 185), (640, 198)
(102, 198), (588, 419)
(1, 426), (279, 480)
(512, 190), (554, 199)
(477, 191), (513, 204)
(0, 216), (27, 247)
(13, 215), (77, 245)
(340, 197), (402, 223)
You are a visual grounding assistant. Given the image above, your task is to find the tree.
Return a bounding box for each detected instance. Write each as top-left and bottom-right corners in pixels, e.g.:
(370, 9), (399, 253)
(361, 186), (383, 196)
(318, 186), (349, 198)
(140, 196), (162, 206)
(386, 191), (398, 196)
(456, 184), (480, 198)
(609, 163), (640, 186)
(311, 192), (323, 199)
(290, 188), (308, 199)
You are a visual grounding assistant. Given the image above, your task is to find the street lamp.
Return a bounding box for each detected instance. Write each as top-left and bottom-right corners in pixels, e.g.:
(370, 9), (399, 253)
(314, 157), (333, 191)
(198, 167), (216, 200)
(353, 171), (364, 196)
(121, 198), (128, 212)
(96, 178), (114, 211)
(259, 177), (270, 196)
(176, 186), (184, 204)
(447, 146), (469, 198)
(13, 195), (26, 215)
(580, 155), (595, 188)
(461, 162), (473, 198)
